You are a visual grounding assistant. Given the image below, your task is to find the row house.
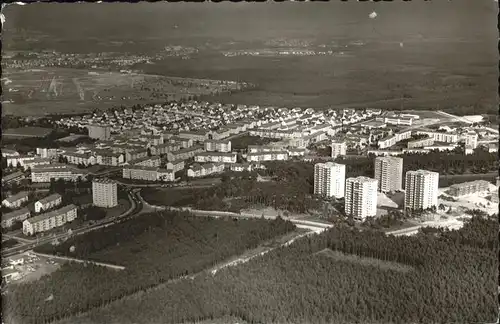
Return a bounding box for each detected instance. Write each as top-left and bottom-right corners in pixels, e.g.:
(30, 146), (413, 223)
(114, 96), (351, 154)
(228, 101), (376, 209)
(34, 193), (62, 213)
(22, 204), (78, 236)
(204, 140), (232, 153)
(195, 152), (237, 164)
(150, 143), (181, 155)
(167, 146), (203, 162)
(2, 191), (29, 209)
(128, 156), (161, 168)
(187, 163), (225, 178)
(63, 152), (96, 166)
(246, 151), (289, 162)
(168, 136), (193, 149)
(414, 130), (459, 143)
(407, 137), (435, 149)
(95, 150), (125, 166)
(2, 208), (30, 229)
(165, 159), (185, 173)
(125, 149), (148, 162)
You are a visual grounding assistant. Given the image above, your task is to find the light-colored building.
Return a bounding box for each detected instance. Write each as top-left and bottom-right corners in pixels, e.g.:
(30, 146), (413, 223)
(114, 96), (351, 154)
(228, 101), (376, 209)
(92, 178), (118, 208)
(345, 177), (378, 221)
(415, 131), (458, 143)
(2, 149), (20, 158)
(465, 132), (478, 149)
(448, 180), (490, 197)
(88, 125), (111, 140)
(374, 156), (403, 193)
(125, 149), (148, 162)
(1, 171), (24, 185)
(36, 148), (58, 159)
(195, 152), (237, 164)
(2, 191), (29, 209)
(165, 159), (185, 173)
(62, 152), (96, 166)
(331, 141), (347, 159)
(407, 137), (434, 149)
(34, 193), (62, 213)
(128, 156), (161, 168)
(187, 163), (225, 178)
(31, 165), (87, 183)
(167, 147), (204, 161)
(404, 170), (439, 211)
(6, 155), (35, 168)
(150, 143), (180, 156)
(122, 165), (159, 182)
(95, 150), (124, 166)
(2, 208), (30, 229)
(246, 151), (289, 162)
(23, 158), (52, 170)
(22, 204), (78, 236)
(204, 140), (232, 153)
(313, 162), (346, 198)
(157, 169), (175, 182)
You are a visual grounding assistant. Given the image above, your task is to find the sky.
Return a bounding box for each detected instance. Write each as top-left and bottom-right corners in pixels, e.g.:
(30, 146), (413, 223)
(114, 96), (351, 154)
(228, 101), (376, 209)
(2, 0), (497, 45)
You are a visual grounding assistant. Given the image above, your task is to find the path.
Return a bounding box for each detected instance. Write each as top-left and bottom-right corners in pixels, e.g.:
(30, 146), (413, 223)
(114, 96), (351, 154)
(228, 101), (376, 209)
(32, 252), (125, 270)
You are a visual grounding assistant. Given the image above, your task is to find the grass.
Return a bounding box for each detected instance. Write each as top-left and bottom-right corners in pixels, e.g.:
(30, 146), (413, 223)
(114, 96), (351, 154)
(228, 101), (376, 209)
(314, 248), (414, 273)
(3, 127), (52, 138)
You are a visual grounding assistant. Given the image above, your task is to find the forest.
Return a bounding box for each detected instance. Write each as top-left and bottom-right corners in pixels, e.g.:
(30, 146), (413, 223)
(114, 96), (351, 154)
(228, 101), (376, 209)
(58, 215), (498, 324)
(3, 211), (295, 324)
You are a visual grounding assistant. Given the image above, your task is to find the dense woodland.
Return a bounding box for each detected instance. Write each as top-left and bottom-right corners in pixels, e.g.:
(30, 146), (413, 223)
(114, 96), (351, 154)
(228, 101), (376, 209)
(3, 211), (295, 324)
(55, 216), (498, 324)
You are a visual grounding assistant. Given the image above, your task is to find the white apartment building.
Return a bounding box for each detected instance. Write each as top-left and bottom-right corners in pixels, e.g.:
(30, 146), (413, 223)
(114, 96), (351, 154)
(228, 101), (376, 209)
(6, 155), (36, 168)
(246, 151), (289, 162)
(204, 140), (232, 153)
(194, 152), (237, 164)
(36, 148), (58, 159)
(2, 191), (29, 209)
(22, 204), (78, 236)
(62, 152), (96, 166)
(88, 125), (111, 140)
(23, 158), (52, 171)
(404, 170), (439, 211)
(35, 193), (62, 213)
(374, 156), (403, 193)
(31, 165), (86, 183)
(313, 162), (346, 198)
(415, 131), (458, 143)
(157, 169), (175, 182)
(465, 132), (478, 149)
(2, 208), (30, 229)
(331, 141), (347, 159)
(187, 163), (225, 178)
(165, 160), (185, 173)
(345, 177), (378, 221)
(92, 178), (118, 208)
(407, 137), (434, 149)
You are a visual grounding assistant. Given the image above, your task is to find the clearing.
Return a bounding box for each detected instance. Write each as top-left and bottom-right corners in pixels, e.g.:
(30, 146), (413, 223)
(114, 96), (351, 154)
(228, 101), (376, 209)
(314, 248), (414, 273)
(3, 127), (52, 138)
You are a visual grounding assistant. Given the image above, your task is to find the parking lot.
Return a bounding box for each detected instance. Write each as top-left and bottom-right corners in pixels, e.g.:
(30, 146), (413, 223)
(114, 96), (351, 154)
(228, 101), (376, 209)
(2, 252), (61, 285)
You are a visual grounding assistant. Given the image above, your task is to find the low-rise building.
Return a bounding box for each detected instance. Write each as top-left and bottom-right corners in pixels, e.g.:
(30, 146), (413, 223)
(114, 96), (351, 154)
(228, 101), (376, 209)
(204, 139), (232, 153)
(125, 149), (148, 162)
(128, 156), (161, 168)
(165, 159), (185, 173)
(1, 171), (24, 185)
(6, 155), (36, 168)
(2, 149), (20, 158)
(122, 165), (159, 182)
(195, 152), (237, 164)
(230, 163), (254, 172)
(22, 204), (78, 236)
(331, 141), (347, 158)
(2, 208), (30, 229)
(187, 163), (225, 178)
(168, 136), (193, 149)
(34, 193), (62, 213)
(246, 151), (289, 162)
(178, 130), (210, 142)
(62, 152), (96, 166)
(31, 165), (87, 183)
(36, 148), (58, 159)
(95, 150), (125, 166)
(157, 169), (175, 182)
(166, 146), (203, 161)
(150, 143), (180, 155)
(2, 191), (29, 209)
(407, 137), (435, 149)
(23, 158), (52, 170)
(448, 180), (491, 197)
(415, 130), (458, 143)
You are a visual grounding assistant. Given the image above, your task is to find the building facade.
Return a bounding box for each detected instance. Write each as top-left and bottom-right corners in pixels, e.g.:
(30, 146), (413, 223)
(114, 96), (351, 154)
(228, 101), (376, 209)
(448, 180), (490, 197)
(92, 178), (118, 208)
(2, 208), (30, 229)
(345, 177), (378, 221)
(374, 156), (403, 193)
(313, 162), (346, 198)
(34, 193), (62, 213)
(404, 170), (439, 211)
(88, 125), (111, 140)
(22, 204), (78, 236)
(204, 140), (232, 153)
(2, 191), (29, 209)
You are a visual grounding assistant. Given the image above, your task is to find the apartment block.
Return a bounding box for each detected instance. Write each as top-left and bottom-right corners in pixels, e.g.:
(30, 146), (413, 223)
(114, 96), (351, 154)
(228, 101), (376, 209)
(166, 146), (203, 161)
(35, 193), (62, 213)
(22, 204), (78, 236)
(195, 152), (237, 164)
(314, 162), (346, 198)
(165, 159), (185, 173)
(128, 156), (161, 168)
(187, 163), (225, 178)
(2, 208), (30, 229)
(448, 180), (490, 197)
(150, 143), (180, 156)
(465, 132), (478, 149)
(122, 166), (159, 182)
(374, 156), (403, 193)
(407, 137), (435, 149)
(31, 165), (87, 183)
(36, 148), (58, 159)
(404, 170), (439, 211)
(92, 178), (118, 208)
(88, 125), (111, 140)
(331, 141), (347, 158)
(345, 177), (378, 221)
(246, 151), (289, 162)
(204, 140), (232, 153)
(2, 191), (29, 209)
(414, 131), (458, 143)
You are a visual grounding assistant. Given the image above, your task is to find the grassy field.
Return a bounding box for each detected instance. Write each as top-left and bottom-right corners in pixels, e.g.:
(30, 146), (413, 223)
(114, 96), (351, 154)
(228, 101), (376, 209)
(2, 67), (244, 116)
(3, 126), (52, 138)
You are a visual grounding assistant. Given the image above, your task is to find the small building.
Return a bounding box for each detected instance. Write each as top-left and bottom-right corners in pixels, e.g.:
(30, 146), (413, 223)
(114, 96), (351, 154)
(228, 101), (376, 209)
(34, 193), (62, 213)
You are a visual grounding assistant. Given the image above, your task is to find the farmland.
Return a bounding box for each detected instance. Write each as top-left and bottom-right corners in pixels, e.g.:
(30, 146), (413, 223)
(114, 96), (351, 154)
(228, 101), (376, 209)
(2, 67), (249, 116)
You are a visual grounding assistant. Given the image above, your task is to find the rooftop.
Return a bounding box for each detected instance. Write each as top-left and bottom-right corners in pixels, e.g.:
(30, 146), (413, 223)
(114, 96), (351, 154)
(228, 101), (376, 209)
(37, 193), (62, 205)
(25, 204), (77, 224)
(3, 191), (29, 203)
(2, 207), (30, 221)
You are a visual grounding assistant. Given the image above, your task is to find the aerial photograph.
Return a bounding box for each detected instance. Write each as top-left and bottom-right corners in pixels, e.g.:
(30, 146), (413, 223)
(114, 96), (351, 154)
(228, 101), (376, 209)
(0, 1), (498, 323)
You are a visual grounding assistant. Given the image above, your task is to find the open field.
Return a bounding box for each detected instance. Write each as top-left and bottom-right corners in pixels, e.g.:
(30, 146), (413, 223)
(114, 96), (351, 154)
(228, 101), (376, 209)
(3, 126), (52, 138)
(315, 248), (414, 273)
(2, 67), (246, 116)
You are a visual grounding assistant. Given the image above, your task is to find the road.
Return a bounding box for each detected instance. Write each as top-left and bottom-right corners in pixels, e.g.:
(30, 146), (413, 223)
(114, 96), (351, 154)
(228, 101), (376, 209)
(1, 190), (142, 258)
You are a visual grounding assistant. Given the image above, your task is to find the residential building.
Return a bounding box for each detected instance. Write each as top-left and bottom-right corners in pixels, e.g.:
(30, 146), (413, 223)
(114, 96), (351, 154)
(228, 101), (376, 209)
(36, 148), (58, 159)
(464, 145), (474, 155)
(230, 163), (254, 172)
(22, 204), (78, 236)
(125, 149), (148, 162)
(178, 130), (210, 142)
(23, 158), (52, 170)
(157, 169), (175, 182)
(62, 152), (96, 166)
(31, 165), (87, 183)
(1, 171), (24, 185)
(187, 163), (225, 178)
(195, 152), (237, 164)
(122, 165), (159, 182)
(92, 178), (118, 208)
(34, 193), (62, 213)
(165, 159), (185, 173)
(6, 155), (35, 168)
(88, 125), (111, 140)
(345, 177), (378, 221)
(204, 139), (232, 153)
(415, 131), (458, 143)
(128, 156), (161, 168)
(448, 180), (490, 197)
(331, 142), (347, 158)
(246, 151), (289, 162)
(407, 137), (434, 149)
(150, 143), (180, 155)
(166, 146), (203, 161)
(2, 191), (29, 209)
(287, 148), (307, 157)
(374, 156), (403, 193)
(2, 208), (30, 229)
(1, 149), (20, 158)
(169, 136), (194, 149)
(404, 170), (439, 211)
(313, 162), (346, 198)
(465, 132), (478, 149)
